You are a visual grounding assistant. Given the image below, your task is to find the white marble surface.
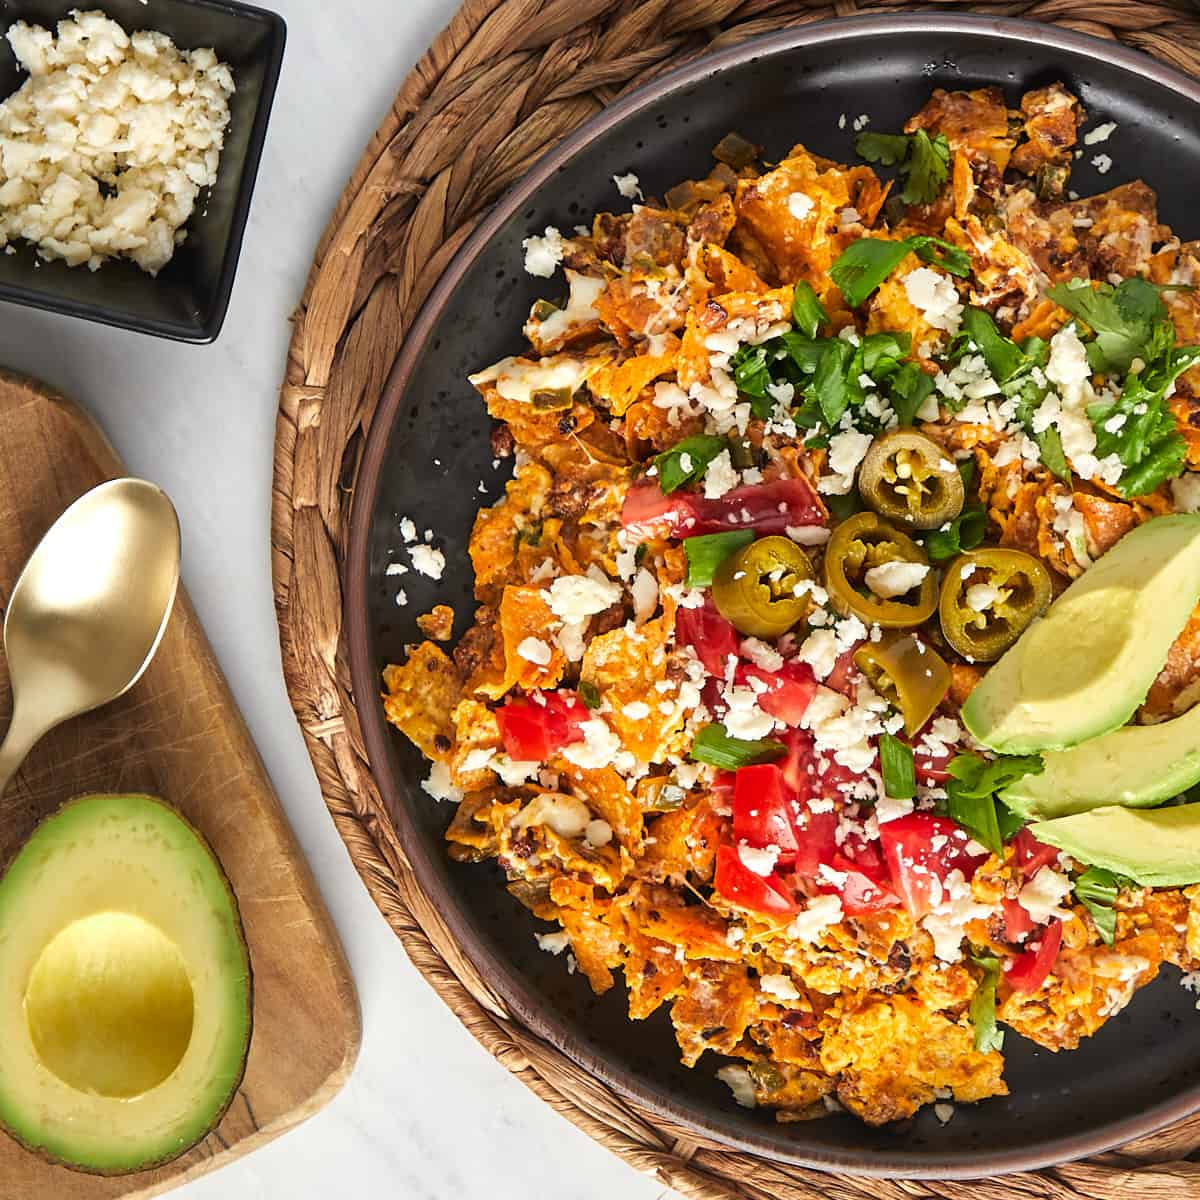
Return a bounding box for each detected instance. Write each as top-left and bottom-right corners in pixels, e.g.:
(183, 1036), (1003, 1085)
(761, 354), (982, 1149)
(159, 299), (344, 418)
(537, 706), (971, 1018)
(0, 2), (672, 1197)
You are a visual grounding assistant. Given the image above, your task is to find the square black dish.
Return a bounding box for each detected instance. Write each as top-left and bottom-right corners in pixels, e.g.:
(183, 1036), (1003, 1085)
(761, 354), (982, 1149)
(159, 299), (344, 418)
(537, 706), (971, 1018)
(0, 0), (285, 342)
(347, 14), (1200, 1179)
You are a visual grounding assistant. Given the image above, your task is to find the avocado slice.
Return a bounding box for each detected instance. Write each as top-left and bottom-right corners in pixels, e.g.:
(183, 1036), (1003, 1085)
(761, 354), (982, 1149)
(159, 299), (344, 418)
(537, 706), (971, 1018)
(1003, 700), (1200, 820)
(0, 794), (251, 1173)
(963, 514), (1200, 754)
(1031, 803), (1200, 887)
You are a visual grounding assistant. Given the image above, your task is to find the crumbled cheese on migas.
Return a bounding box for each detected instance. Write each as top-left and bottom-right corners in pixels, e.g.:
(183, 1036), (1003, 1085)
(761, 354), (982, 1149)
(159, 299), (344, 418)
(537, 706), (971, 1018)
(1018, 865), (1074, 924)
(631, 567), (658, 624)
(965, 583), (1001, 612)
(716, 1064), (757, 1108)
(613, 172), (642, 200)
(819, 429), (873, 495)
(722, 685), (777, 741)
(863, 561), (930, 600)
(1092, 153), (1113, 175)
(0, 12), (235, 274)
(584, 818), (613, 848)
(468, 353), (595, 405)
(513, 793), (590, 838)
(921, 869), (995, 961)
(562, 717), (621, 769)
(522, 225), (566, 276)
(738, 842), (781, 876)
(787, 191), (814, 220)
(531, 271), (606, 344)
(902, 267), (964, 334)
(536, 930), (570, 954)
(409, 544), (445, 580)
(421, 761), (462, 803)
(1037, 325), (1124, 485)
(1051, 494), (1092, 567)
(516, 636), (552, 665)
(547, 573), (621, 622)
(703, 449), (739, 499)
(759, 972), (801, 1001)
(1084, 120), (1117, 145)
(788, 894), (843, 943)
(787, 524), (831, 546)
(1172, 473), (1200, 513)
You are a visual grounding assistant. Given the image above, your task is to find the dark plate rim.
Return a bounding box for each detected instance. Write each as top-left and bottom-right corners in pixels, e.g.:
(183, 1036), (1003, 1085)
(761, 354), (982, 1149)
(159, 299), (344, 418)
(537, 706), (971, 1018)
(346, 12), (1200, 1178)
(0, 0), (287, 343)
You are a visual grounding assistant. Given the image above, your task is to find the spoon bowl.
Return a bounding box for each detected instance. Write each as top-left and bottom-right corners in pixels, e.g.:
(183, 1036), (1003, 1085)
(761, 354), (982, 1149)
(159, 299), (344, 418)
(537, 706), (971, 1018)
(0, 479), (180, 794)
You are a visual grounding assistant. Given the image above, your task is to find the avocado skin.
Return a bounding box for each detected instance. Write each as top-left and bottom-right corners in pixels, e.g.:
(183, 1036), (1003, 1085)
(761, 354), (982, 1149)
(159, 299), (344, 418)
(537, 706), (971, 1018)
(963, 514), (1200, 754)
(1031, 803), (1200, 887)
(1002, 701), (1200, 820)
(0, 794), (252, 1175)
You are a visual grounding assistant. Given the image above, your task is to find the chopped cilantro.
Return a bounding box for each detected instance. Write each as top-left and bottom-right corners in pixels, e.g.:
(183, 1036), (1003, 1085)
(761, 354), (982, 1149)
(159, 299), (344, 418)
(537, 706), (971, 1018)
(653, 435), (727, 494)
(946, 753), (1044, 856)
(1046, 277), (1178, 374)
(792, 280), (830, 339)
(1074, 866), (1127, 945)
(578, 680), (602, 710)
(923, 505), (987, 562)
(1088, 346), (1200, 497)
(855, 128), (951, 206)
(969, 954), (1005, 1053)
(830, 235), (969, 308)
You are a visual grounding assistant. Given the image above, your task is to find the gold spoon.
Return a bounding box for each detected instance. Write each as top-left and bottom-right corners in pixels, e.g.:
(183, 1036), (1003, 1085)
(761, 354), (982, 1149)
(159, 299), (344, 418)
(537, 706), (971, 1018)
(0, 478), (181, 795)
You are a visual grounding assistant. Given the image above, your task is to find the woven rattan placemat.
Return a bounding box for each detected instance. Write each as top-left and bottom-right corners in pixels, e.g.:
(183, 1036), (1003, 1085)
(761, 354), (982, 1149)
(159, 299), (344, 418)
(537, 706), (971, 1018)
(272, 2), (1200, 1194)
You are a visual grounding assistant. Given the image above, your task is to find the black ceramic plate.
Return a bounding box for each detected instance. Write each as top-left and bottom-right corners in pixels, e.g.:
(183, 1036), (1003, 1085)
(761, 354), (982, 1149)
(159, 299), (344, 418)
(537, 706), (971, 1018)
(348, 15), (1200, 1178)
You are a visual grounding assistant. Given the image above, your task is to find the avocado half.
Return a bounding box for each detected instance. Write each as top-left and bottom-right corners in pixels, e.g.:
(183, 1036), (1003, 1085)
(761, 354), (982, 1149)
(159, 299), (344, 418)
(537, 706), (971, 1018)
(0, 794), (252, 1174)
(963, 514), (1200, 753)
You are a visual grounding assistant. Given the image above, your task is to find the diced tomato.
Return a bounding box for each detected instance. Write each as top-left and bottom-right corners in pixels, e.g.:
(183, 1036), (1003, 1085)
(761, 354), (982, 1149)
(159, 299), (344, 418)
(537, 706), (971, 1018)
(824, 645), (863, 696)
(777, 728), (815, 797)
(621, 477), (826, 539)
(740, 660), (817, 727)
(829, 856), (901, 914)
(496, 690), (587, 762)
(711, 770), (737, 797)
(733, 764), (800, 858)
(1000, 896), (1035, 945)
(1005, 918), (1063, 993)
(619, 482), (703, 540)
(676, 602), (739, 678)
(913, 744), (953, 785)
(714, 845), (798, 915)
(1009, 826), (1059, 881)
(879, 813), (989, 918)
(791, 805), (839, 878)
(829, 837), (900, 913)
(814, 752), (874, 806)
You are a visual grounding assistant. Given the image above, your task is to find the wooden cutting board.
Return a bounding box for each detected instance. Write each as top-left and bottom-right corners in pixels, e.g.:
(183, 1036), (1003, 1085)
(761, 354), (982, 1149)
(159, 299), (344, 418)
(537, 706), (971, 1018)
(0, 369), (360, 1198)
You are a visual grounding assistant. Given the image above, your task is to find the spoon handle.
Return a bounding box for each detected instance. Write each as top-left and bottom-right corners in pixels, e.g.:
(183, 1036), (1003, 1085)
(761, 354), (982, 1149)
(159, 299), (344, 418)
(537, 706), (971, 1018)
(0, 705), (45, 797)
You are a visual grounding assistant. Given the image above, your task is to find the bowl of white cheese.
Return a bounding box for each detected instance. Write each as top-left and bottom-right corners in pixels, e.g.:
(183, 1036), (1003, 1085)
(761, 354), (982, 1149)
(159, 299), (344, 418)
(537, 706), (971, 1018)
(0, 1), (285, 341)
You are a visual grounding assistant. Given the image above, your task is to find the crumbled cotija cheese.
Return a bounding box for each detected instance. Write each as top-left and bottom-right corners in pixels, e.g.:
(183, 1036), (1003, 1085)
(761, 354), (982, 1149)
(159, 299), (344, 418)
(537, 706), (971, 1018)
(0, 11), (234, 273)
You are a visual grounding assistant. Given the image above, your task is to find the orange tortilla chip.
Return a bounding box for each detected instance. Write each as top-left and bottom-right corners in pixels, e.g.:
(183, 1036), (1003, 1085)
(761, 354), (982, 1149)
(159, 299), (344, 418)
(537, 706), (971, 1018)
(382, 642), (462, 760)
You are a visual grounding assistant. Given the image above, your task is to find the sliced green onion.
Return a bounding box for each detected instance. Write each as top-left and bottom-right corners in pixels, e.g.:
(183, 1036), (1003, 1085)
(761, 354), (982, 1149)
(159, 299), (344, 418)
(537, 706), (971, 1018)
(879, 733), (916, 800)
(684, 530), (755, 588)
(689, 723), (785, 770)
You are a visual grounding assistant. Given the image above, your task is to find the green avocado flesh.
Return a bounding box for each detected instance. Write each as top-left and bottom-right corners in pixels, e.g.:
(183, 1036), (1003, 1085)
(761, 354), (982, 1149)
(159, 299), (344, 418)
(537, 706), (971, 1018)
(0, 794), (251, 1174)
(1031, 803), (1200, 887)
(963, 514), (1200, 754)
(1002, 700), (1200, 820)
